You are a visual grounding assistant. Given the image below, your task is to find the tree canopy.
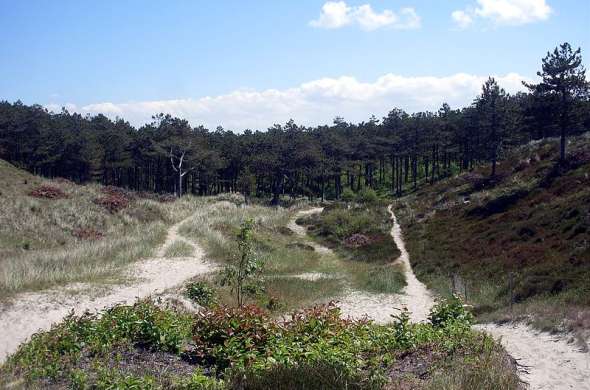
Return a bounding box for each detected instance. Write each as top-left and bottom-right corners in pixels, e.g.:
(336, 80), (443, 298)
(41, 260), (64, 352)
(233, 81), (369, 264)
(1, 43), (588, 199)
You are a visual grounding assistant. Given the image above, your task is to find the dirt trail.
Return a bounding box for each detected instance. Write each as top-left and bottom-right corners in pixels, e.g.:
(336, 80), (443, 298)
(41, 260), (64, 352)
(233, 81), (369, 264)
(289, 206), (434, 323)
(0, 212), (214, 363)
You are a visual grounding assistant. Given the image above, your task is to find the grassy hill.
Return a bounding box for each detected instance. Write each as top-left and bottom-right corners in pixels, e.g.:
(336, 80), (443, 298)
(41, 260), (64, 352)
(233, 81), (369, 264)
(396, 133), (590, 340)
(0, 159), (204, 297)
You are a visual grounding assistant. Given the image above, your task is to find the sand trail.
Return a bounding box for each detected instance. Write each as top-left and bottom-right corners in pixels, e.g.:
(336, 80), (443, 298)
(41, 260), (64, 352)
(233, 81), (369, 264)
(0, 212), (214, 363)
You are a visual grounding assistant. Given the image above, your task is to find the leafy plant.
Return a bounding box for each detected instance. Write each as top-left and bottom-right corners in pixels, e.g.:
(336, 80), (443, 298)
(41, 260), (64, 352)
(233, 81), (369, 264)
(341, 188), (356, 202)
(428, 295), (473, 328)
(357, 187), (378, 204)
(185, 281), (217, 307)
(220, 218), (264, 306)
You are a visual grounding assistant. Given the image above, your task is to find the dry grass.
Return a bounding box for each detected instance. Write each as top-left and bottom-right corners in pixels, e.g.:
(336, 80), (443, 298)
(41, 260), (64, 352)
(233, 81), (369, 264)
(425, 345), (522, 390)
(163, 240), (194, 258)
(0, 159), (208, 298)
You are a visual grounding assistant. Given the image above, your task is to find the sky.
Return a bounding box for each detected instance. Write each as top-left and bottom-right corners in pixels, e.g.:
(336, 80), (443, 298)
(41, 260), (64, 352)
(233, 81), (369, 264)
(1, 0), (588, 131)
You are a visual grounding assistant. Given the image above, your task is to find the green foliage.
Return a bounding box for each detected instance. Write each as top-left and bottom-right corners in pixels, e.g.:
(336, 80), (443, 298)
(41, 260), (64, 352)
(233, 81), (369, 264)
(2, 299), (514, 389)
(391, 308), (416, 349)
(220, 218), (264, 306)
(357, 187), (378, 204)
(428, 296), (473, 329)
(340, 188), (356, 202)
(185, 281), (217, 308)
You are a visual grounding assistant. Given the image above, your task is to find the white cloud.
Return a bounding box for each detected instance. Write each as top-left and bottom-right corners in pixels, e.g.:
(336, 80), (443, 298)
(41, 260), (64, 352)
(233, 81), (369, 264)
(310, 1), (421, 31)
(309, 1), (352, 29)
(452, 0), (551, 28)
(452, 10), (473, 29)
(45, 73), (529, 131)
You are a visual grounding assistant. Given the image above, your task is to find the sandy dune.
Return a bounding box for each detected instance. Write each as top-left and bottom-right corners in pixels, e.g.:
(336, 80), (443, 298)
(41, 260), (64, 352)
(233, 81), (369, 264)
(0, 212), (214, 363)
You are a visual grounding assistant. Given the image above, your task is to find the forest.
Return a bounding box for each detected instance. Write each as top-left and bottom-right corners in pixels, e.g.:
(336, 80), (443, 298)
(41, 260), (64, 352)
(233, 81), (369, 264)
(1, 43), (588, 200)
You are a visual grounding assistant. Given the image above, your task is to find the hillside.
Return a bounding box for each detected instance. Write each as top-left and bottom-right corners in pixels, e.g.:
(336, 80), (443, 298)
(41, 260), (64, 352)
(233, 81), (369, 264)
(0, 159), (204, 297)
(395, 133), (590, 341)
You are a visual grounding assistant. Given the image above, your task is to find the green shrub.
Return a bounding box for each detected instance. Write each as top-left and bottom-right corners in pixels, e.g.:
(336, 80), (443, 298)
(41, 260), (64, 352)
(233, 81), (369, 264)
(190, 305), (276, 369)
(3, 299), (513, 389)
(341, 188), (356, 202)
(428, 295), (473, 328)
(185, 281), (217, 307)
(357, 188), (378, 204)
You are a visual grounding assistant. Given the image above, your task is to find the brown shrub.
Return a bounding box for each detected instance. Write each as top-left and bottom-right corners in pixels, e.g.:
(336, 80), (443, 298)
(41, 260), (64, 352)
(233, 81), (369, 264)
(29, 184), (68, 199)
(157, 194), (177, 203)
(94, 193), (129, 213)
(343, 233), (372, 248)
(72, 227), (104, 240)
(101, 185), (135, 198)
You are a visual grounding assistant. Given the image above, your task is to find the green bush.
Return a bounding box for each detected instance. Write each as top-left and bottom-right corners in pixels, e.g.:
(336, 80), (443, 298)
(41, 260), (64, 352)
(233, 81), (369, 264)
(341, 188), (356, 202)
(428, 295), (473, 328)
(2, 299), (511, 389)
(185, 281), (217, 307)
(357, 187), (378, 204)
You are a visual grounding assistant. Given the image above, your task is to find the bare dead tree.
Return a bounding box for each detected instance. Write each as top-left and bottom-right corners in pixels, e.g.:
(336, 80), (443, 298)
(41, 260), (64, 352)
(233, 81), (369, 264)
(169, 142), (196, 197)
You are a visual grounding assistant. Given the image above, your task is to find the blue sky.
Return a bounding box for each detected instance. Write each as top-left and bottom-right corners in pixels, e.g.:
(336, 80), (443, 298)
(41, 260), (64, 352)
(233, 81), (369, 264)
(1, 0), (588, 130)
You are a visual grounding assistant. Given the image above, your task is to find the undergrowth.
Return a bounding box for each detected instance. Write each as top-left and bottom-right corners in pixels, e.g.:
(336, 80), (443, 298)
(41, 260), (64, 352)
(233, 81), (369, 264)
(0, 297), (519, 389)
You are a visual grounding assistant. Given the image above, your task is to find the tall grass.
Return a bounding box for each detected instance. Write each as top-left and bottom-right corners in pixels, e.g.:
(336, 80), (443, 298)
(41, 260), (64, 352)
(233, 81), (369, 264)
(163, 240), (195, 258)
(0, 161), (209, 297)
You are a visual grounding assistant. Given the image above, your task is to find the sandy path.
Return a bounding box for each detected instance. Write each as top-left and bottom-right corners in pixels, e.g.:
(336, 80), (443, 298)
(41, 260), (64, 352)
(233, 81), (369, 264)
(288, 206), (434, 324)
(0, 212), (214, 363)
(476, 323), (590, 389)
(286, 208), (333, 255)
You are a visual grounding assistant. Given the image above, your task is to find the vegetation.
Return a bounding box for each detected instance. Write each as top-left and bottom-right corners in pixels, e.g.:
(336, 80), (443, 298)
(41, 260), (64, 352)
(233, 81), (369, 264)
(0, 159), (206, 298)
(164, 241), (195, 258)
(220, 219), (263, 306)
(299, 202), (406, 294)
(185, 281), (217, 308)
(395, 133), (590, 340)
(0, 297), (520, 389)
(178, 202), (345, 311)
(1, 44), (587, 202)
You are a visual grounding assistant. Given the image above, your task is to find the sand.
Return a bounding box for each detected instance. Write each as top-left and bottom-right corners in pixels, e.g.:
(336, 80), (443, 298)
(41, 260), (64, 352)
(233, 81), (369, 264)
(0, 212), (215, 363)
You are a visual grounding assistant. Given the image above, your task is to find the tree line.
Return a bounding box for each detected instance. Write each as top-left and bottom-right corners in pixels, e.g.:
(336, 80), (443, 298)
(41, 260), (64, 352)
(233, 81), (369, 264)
(1, 43), (588, 201)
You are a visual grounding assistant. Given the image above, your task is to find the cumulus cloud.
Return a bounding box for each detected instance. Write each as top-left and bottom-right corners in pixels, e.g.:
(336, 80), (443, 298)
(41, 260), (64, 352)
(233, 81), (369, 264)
(452, 0), (551, 28)
(310, 1), (420, 31)
(452, 10), (473, 29)
(45, 73), (529, 131)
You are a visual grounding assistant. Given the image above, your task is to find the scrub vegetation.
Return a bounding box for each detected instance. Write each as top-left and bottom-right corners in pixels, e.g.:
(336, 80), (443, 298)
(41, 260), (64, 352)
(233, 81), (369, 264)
(0, 297), (520, 389)
(395, 134), (590, 342)
(297, 201), (406, 294)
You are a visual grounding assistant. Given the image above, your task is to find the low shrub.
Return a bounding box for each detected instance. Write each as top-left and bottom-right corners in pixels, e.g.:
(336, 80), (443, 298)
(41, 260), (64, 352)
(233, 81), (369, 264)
(341, 188), (356, 202)
(344, 233), (372, 248)
(357, 187), (378, 204)
(428, 295), (473, 328)
(72, 227), (104, 240)
(94, 193), (130, 213)
(28, 184), (67, 199)
(2, 299), (512, 389)
(185, 281), (217, 308)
